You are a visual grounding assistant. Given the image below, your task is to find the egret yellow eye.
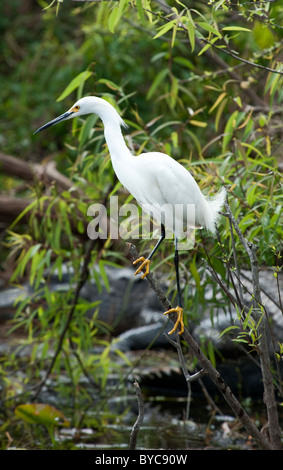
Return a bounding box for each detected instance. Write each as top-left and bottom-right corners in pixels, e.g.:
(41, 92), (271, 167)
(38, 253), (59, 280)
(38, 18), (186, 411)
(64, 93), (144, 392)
(71, 105), (80, 112)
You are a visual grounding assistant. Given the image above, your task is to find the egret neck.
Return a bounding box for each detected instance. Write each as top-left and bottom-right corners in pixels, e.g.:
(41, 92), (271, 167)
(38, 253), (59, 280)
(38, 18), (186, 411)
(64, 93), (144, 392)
(101, 111), (133, 185)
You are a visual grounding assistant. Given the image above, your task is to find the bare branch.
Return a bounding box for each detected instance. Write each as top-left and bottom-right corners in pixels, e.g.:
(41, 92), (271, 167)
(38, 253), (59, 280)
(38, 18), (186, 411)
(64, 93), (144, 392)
(127, 242), (273, 450)
(129, 380), (144, 450)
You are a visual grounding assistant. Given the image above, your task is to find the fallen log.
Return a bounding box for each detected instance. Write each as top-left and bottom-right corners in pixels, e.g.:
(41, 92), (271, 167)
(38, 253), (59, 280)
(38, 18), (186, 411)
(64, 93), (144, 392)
(0, 196), (32, 225)
(0, 152), (85, 229)
(0, 152), (73, 192)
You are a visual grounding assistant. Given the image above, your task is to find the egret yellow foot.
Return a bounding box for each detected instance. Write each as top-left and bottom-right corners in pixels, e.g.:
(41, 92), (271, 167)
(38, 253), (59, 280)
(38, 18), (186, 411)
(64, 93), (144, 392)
(164, 306), (184, 335)
(133, 257), (151, 279)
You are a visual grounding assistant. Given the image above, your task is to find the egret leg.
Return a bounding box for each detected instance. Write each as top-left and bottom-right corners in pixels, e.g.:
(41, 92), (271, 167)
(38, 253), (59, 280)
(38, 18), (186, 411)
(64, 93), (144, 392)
(133, 223), (165, 279)
(164, 237), (184, 335)
(174, 239), (182, 308)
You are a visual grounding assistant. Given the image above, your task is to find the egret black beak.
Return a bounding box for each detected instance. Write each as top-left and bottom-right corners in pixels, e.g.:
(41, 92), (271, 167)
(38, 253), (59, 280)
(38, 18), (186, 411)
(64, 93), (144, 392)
(33, 111), (73, 134)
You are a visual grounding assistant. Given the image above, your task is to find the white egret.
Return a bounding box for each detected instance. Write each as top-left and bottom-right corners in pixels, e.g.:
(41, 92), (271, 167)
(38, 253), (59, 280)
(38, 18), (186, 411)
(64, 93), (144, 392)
(34, 96), (226, 335)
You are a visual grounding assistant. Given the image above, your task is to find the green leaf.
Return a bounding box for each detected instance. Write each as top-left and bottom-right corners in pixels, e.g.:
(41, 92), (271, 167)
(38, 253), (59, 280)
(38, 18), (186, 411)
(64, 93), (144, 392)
(146, 69), (169, 100)
(209, 91), (227, 114)
(246, 184), (257, 206)
(77, 219), (85, 234)
(232, 337), (249, 344)
(153, 20), (177, 40)
(198, 36), (219, 56)
(51, 255), (63, 281)
(169, 75), (179, 109)
(171, 131), (178, 149)
(189, 120), (207, 128)
(30, 248), (46, 287)
(187, 11), (195, 52)
(222, 26), (251, 32)
(215, 97), (228, 132)
(98, 260), (110, 292)
(174, 56), (193, 70)
(79, 114), (97, 149)
(136, 0), (145, 25)
(9, 200), (38, 229)
(98, 78), (121, 91)
(218, 325), (239, 338)
(222, 110), (238, 152)
(189, 260), (200, 289)
(15, 404), (70, 428)
(57, 70), (92, 102)
(108, 0), (128, 33)
(197, 21), (221, 38)
(10, 243), (42, 282)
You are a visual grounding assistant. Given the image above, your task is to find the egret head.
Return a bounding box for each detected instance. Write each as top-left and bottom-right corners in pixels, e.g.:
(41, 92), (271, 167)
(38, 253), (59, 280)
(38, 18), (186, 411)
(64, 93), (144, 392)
(34, 96), (126, 134)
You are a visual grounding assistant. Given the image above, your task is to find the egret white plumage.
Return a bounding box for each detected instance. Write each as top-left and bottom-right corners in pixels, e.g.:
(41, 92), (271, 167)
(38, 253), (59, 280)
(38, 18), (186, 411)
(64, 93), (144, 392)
(34, 96), (226, 335)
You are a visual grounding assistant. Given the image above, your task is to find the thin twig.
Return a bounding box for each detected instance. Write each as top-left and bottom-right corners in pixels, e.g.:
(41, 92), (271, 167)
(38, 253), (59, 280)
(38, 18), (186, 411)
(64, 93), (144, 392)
(166, 333), (205, 420)
(129, 381), (144, 450)
(202, 258), (238, 307)
(165, 333), (205, 385)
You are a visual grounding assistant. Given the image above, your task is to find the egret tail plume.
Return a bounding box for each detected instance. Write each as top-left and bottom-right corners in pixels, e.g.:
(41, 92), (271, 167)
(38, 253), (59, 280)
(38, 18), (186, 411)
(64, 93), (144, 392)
(203, 187), (226, 235)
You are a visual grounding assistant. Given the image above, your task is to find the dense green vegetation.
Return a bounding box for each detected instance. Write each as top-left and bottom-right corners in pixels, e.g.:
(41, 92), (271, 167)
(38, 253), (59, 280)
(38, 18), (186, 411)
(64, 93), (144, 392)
(0, 0), (282, 450)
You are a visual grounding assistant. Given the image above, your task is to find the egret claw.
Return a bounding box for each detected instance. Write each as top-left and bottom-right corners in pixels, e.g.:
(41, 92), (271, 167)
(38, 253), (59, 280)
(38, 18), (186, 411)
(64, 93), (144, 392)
(133, 256), (151, 279)
(164, 306), (184, 335)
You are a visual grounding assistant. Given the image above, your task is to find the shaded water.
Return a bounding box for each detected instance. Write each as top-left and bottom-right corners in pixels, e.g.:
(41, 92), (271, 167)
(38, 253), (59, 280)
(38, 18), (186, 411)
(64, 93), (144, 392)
(54, 399), (258, 450)
(1, 328), (282, 450)
(2, 381), (261, 450)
